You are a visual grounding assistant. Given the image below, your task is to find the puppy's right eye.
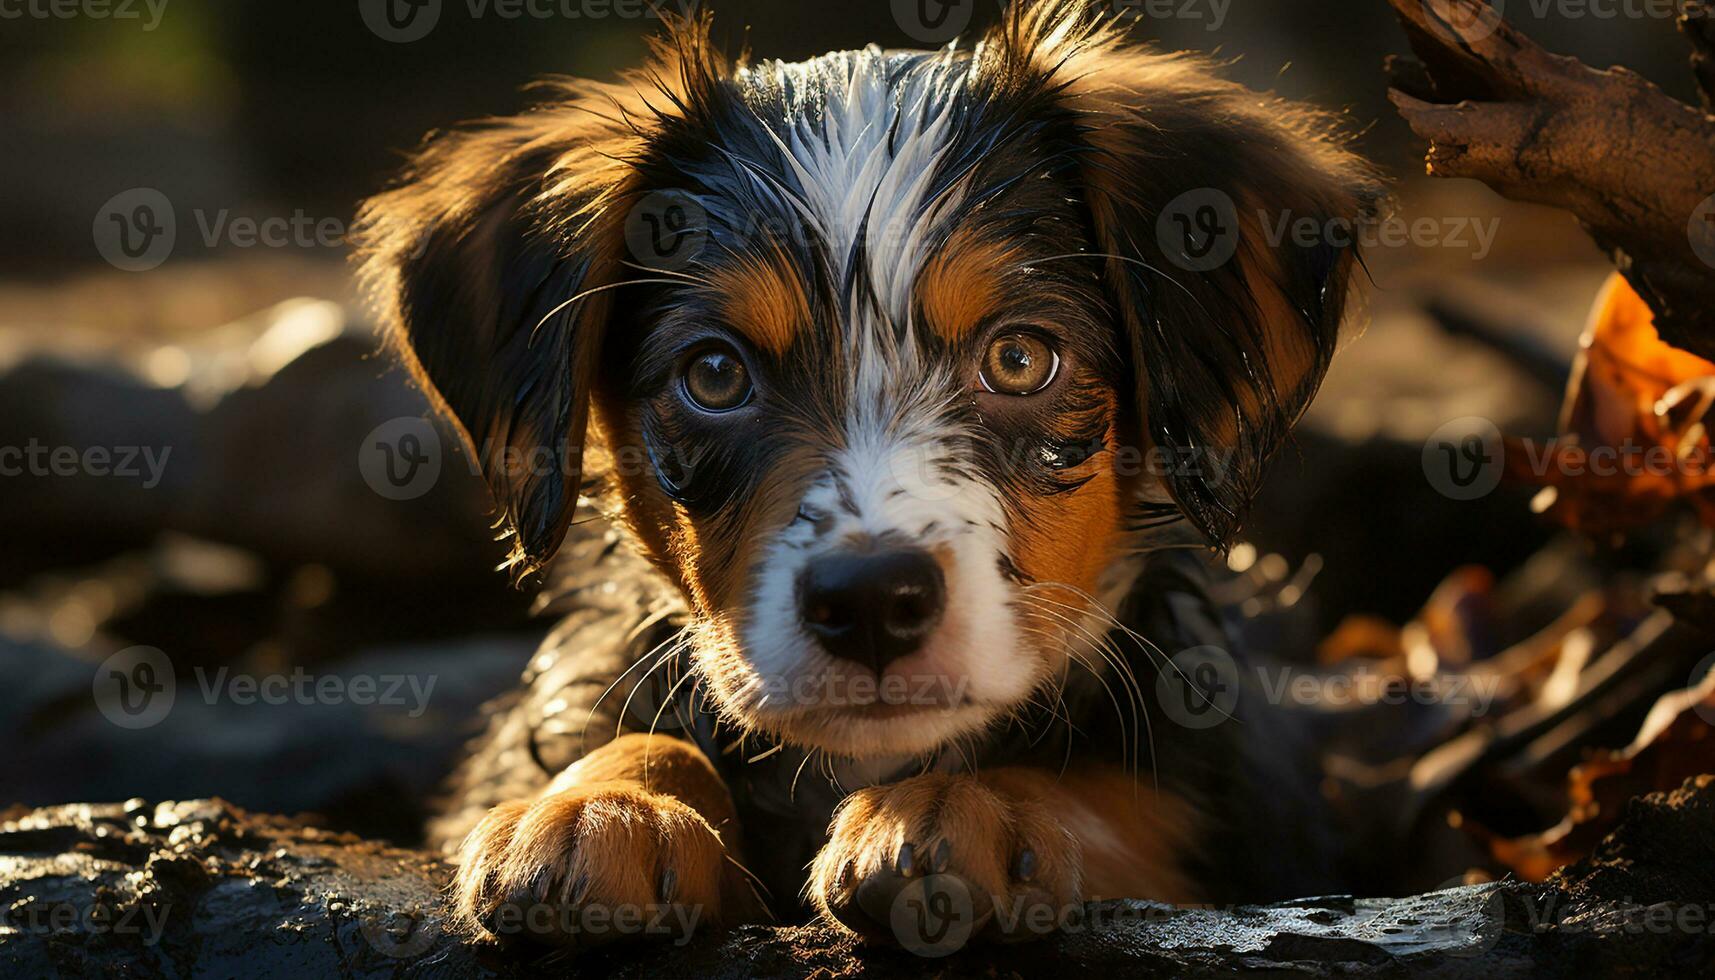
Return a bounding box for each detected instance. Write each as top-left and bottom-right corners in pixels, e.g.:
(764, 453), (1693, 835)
(980, 332), (1059, 396)
(681, 344), (753, 412)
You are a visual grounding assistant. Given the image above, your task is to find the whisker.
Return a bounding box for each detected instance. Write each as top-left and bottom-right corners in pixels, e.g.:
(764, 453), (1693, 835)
(1022, 598), (1138, 776)
(531, 278), (697, 341)
(581, 628), (689, 751)
(643, 665), (697, 785)
(1027, 251), (1211, 317)
(610, 634), (692, 742)
(1028, 579), (1241, 740)
(619, 261), (713, 288)
(789, 747), (819, 803)
(1019, 590), (1161, 794)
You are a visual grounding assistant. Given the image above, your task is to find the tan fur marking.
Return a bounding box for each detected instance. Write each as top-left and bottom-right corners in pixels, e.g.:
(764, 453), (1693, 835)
(808, 771), (1083, 941)
(917, 226), (1020, 344)
(980, 766), (1202, 903)
(452, 734), (767, 943)
(709, 245), (811, 356)
(1007, 412), (1125, 597)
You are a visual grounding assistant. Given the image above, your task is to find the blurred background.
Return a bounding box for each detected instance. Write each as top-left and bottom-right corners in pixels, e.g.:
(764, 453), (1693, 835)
(0, 0), (1703, 876)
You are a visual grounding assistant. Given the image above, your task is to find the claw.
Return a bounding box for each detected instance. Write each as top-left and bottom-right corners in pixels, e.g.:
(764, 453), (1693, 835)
(660, 867), (678, 902)
(1013, 848), (1038, 882)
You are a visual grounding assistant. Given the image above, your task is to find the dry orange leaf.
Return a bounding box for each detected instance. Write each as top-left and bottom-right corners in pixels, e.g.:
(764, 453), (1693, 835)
(1503, 274), (1715, 534)
(1483, 660), (1715, 881)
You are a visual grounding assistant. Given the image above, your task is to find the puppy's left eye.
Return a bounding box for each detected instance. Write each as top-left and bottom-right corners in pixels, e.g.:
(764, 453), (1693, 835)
(980, 333), (1059, 396)
(682, 344), (753, 412)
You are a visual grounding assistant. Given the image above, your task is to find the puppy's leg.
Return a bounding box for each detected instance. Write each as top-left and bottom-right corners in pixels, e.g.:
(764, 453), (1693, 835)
(808, 768), (1198, 946)
(453, 733), (765, 948)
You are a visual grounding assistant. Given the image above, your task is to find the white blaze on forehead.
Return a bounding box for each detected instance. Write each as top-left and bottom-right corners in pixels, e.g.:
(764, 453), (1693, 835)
(718, 51), (1041, 756)
(751, 46), (971, 334)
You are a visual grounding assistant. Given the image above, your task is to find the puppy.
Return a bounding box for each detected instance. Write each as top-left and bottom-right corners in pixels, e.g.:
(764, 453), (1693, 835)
(357, 0), (1381, 951)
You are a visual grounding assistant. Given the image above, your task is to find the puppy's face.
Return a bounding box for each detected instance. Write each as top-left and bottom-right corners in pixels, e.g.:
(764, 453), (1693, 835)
(602, 49), (1139, 758)
(359, 3), (1380, 759)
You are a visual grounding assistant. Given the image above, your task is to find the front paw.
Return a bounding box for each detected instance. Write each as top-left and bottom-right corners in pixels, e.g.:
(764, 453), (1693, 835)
(807, 773), (1082, 951)
(452, 781), (738, 949)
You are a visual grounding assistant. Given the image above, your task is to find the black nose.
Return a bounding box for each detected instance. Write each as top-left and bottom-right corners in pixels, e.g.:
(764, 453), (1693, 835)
(799, 548), (946, 671)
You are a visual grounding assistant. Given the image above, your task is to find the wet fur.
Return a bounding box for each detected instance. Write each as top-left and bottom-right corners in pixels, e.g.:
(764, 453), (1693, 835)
(358, 0), (1382, 946)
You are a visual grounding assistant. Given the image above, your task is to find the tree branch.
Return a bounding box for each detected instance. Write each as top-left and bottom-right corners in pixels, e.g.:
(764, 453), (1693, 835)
(1684, 1), (1715, 112)
(1384, 0), (1715, 360)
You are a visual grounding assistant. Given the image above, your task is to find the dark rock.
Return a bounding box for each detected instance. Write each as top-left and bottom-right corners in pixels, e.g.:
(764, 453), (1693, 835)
(0, 633), (535, 843)
(0, 299), (508, 585)
(5, 784), (1714, 978)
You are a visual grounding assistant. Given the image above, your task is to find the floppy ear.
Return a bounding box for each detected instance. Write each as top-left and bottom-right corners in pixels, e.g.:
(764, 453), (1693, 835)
(355, 106), (630, 580)
(992, 3), (1384, 545)
(355, 20), (726, 580)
